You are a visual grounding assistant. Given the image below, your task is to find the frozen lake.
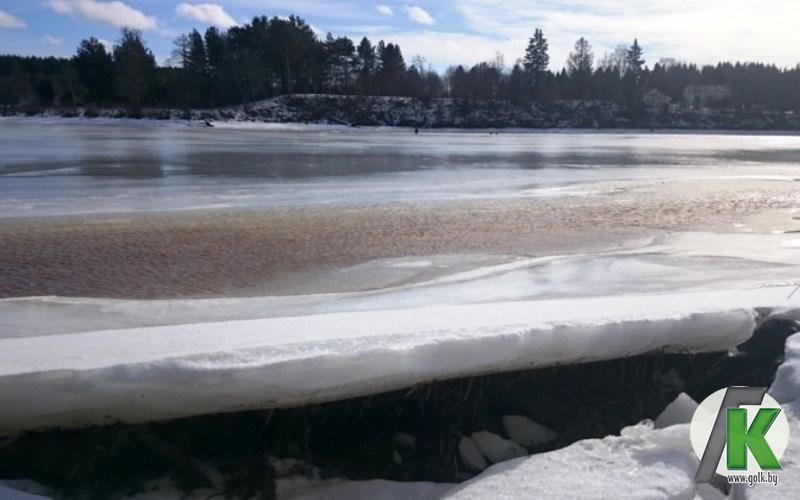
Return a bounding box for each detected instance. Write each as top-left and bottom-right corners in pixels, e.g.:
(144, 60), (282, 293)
(2, 119), (800, 217)
(0, 119), (799, 451)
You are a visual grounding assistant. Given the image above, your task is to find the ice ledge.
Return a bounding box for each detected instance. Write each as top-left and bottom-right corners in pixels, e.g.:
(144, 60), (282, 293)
(0, 288), (791, 435)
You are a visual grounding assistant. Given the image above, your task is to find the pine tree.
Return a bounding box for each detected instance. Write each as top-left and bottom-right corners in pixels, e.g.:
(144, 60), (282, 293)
(187, 30), (208, 76)
(378, 42), (405, 95)
(623, 39), (646, 114)
(355, 37), (376, 94)
(356, 38), (376, 75)
(626, 39), (645, 79)
(522, 28), (549, 100)
(522, 29), (549, 74)
(324, 34), (355, 92)
(113, 29), (156, 109)
(73, 37), (114, 103)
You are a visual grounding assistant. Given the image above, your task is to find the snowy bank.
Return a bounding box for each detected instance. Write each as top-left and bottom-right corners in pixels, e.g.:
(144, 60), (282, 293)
(445, 324), (800, 500)
(2, 287), (793, 434)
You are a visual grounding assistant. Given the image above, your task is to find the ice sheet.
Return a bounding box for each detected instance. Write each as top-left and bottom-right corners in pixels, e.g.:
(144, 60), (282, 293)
(3, 231), (799, 338)
(0, 287), (781, 434)
(4, 121), (800, 217)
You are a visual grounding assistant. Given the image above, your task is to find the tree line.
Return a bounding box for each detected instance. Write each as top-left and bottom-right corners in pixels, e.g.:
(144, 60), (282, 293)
(2, 15), (800, 112)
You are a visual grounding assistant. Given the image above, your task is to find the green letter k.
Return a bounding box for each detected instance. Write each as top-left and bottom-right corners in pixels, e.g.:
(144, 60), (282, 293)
(726, 408), (782, 470)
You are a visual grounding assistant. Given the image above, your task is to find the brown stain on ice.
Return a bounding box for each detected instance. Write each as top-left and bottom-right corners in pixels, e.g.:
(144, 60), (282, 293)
(0, 179), (798, 299)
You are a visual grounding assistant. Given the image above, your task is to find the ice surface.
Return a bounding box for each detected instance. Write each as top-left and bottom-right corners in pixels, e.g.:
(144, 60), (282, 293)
(502, 415), (557, 447)
(4, 122), (800, 217)
(654, 393), (699, 429)
(4, 230), (800, 338)
(0, 288), (769, 434)
(2, 227), (797, 435)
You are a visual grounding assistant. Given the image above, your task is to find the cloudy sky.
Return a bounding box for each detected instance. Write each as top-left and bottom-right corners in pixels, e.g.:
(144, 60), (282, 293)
(1, 1), (799, 70)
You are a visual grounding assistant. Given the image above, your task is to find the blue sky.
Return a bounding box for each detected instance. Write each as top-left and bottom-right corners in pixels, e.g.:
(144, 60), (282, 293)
(1, 1), (799, 71)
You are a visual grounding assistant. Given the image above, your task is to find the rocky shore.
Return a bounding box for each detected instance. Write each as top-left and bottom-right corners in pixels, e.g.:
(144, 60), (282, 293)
(5, 94), (800, 130)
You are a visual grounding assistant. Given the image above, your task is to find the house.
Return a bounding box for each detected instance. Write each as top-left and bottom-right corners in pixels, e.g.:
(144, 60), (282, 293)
(642, 89), (671, 110)
(682, 85), (731, 108)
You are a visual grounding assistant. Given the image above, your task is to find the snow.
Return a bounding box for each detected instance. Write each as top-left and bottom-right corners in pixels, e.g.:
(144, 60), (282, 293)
(736, 331), (800, 499)
(443, 329), (800, 500)
(769, 332), (800, 405)
(446, 423), (700, 500)
(0, 288), (769, 434)
(654, 393), (699, 429)
(501, 415), (557, 447)
(470, 431), (527, 464)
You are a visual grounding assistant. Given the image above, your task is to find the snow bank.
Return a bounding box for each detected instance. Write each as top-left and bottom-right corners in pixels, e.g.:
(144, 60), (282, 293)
(770, 332), (800, 405)
(445, 329), (800, 500)
(0, 288), (774, 434)
(743, 331), (800, 499)
(298, 329), (800, 500)
(445, 423), (702, 500)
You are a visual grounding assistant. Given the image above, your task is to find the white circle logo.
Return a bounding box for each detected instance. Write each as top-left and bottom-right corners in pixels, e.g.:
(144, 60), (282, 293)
(691, 388), (789, 476)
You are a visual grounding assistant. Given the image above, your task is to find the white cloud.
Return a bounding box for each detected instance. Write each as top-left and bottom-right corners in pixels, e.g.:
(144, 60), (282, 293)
(361, 30), (518, 70)
(42, 35), (64, 46)
(222, 0), (369, 21)
(176, 3), (237, 29)
(376, 5), (393, 16)
(456, 0), (800, 69)
(404, 5), (434, 25)
(0, 9), (26, 29)
(98, 38), (114, 51)
(46, 0), (158, 31)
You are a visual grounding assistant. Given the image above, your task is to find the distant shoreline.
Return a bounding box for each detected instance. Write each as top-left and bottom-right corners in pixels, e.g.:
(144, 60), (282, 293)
(5, 115), (800, 137)
(4, 94), (800, 131)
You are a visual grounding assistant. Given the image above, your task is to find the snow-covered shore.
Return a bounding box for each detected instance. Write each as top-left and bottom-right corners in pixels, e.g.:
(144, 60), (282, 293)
(6, 93), (800, 130)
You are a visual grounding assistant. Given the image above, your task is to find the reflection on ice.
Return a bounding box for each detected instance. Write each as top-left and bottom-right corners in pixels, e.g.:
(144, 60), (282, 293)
(4, 122), (800, 217)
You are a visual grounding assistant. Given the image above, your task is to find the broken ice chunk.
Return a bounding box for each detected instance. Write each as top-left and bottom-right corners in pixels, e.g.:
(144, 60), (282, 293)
(502, 415), (557, 448)
(654, 393), (699, 429)
(470, 431), (527, 464)
(458, 436), (488, 472)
